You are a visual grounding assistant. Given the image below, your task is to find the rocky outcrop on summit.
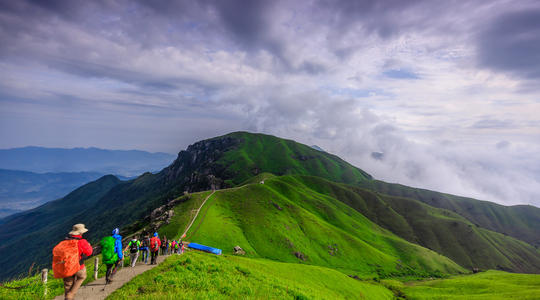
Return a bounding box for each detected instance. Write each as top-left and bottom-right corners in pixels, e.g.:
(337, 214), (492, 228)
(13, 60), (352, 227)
(163, 136), (239, 191)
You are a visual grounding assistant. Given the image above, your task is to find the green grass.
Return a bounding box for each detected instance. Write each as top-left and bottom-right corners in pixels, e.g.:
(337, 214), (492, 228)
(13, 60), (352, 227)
(357, 180), (540, 248)
(165, 175), (465, 278)
(6, 131), (538, 282)
(158, 191), (213, 240)
(369, 193), (540, 273)
(108, 251), (393, 299)
(286, 176), (540, 273)
(0, 255), (112, 299)
(215, 132), (372, 186)
(401, 270), (540, 299)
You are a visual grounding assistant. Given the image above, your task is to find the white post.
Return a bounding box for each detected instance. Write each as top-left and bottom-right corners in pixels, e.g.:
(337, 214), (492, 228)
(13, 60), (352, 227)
(94, 257), (99, 280)
(41, 268), (48, 296)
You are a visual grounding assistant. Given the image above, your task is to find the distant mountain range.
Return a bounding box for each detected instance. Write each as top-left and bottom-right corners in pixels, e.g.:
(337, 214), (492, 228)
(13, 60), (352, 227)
(0, 132), (538, 282)
(0, 169), (125, 218)
(0, 147), (175, 218)
(0, 146), (175, 177)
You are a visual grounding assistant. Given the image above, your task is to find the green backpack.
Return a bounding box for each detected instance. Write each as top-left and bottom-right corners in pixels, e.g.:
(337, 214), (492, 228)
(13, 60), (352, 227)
(101, 236), (118, 265)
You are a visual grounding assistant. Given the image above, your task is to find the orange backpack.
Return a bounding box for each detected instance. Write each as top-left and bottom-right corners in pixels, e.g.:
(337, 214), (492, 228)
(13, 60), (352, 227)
(52, 239), (80, 278)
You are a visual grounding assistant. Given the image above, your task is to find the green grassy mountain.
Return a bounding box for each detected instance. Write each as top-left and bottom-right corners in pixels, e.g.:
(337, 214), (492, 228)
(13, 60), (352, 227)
(0, 131), (538, 282)
(0, 132), (374, 281)
(357, 180), (540, 247)
(160, 175), (540, 274)
(209, 132), (372, 186)
(160, 175), (465, 277)
(0, 175), (121, 280)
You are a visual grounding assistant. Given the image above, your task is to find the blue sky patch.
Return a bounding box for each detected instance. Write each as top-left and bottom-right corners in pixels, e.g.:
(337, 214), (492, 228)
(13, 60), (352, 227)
(383, 69), (420, 79)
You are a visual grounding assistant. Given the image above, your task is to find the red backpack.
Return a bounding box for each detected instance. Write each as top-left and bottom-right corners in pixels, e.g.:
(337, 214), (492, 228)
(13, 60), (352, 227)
(150, 237), (159, 252)
(52, 239), (80, 278)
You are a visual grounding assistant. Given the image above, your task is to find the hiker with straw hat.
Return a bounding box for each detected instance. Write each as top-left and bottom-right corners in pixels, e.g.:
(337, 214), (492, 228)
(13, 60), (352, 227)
(52, 224), (92, 300)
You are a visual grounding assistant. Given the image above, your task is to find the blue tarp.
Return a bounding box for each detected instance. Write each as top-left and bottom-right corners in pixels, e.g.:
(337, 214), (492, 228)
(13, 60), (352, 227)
(188, 242), (222, 255)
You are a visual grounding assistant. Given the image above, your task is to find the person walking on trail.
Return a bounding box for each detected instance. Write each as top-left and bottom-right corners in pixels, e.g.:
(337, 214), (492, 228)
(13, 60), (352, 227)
(171, 239), (177, 254)
(161, 236), (168, 255)
(52, 224), (92, 300)
(139, 235), (150, 264)
(101, 228), (123, 284)
(124, 237), (141, 267)
(168, 240), (172, 255)
(180, 241), (185, 254)
(150, 232), (161, 265)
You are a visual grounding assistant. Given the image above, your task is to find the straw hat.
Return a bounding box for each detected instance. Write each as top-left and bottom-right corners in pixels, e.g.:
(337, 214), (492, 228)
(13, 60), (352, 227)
(69, 224), (88, 235)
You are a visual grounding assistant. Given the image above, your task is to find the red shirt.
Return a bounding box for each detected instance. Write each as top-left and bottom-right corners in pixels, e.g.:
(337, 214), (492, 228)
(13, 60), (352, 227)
(70, 235), (93, 270)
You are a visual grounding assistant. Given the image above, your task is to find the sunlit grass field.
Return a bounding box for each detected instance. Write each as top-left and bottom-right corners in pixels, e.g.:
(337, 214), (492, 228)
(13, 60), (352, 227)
(160, 175), (464, 278)
(401, 270), (540, 299)
(0, 255), (111, 300)
(109, 251), (393, 299)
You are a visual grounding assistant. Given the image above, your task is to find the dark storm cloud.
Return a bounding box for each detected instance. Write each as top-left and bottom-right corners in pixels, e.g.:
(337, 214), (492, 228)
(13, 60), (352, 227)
(2, 0), (540, 207)
(477, 8), (540, 79)
(317, 0), (426, 38)
(0, 0), (459, 81)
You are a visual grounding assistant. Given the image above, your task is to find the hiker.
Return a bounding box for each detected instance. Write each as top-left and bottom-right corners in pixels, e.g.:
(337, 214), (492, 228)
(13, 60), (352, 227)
(180, 241), (185, 254)
(124, 237), (141, 267)
(171, 239), (177, 254)
(139, 235), (150, 264)
(101, 228), (123, 284)
(52, 224), (92, 300)
(150, 232), (161, 265)
(168, 240), (172, 254)
(161, 236), (168, 255)
(174, 240), (180, 254)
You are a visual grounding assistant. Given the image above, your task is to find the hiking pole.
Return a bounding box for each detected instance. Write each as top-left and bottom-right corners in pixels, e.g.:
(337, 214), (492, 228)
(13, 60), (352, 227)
(41, 268), (48, 297)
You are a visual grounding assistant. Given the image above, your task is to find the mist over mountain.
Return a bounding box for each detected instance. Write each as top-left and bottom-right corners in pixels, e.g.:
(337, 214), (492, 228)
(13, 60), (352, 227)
(0, 146), (175, 177)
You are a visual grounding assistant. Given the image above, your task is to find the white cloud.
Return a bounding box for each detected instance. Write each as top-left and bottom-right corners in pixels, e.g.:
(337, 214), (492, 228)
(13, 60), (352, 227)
(1, 0), (540, 206)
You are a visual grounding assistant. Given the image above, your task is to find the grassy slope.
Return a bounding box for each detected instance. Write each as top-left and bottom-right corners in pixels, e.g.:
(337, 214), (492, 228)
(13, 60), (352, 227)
(218, 132), (539, 251)
(244, 175), (540, 273)
(357, 180), (540, 247)
(215, 132), (372, 186)
(0, 255), (112, 300)
(401, 270), (540, 299)
(160, 176), (465, 278)
(0, 131), (375, 281)
(0, 175), (121, 281)
(108, 251), (393, 300)
(380, 194), (540, 273)
(2, 131), (538, 284)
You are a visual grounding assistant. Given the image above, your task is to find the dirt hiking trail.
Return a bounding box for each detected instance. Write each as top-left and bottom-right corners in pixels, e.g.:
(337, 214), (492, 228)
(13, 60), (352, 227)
(55, 190), (216, 300)
(53, 255), (169, 300)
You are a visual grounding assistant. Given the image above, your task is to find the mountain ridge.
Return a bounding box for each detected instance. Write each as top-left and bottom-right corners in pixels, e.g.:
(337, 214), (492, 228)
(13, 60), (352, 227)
(0, 169), (111, 218)
(0, 131), (538, 281)
(0, 146), (175, 177)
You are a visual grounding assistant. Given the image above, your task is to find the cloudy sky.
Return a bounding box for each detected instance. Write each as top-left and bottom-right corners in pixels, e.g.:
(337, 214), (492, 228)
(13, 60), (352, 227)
(1, 0), (539, 206)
